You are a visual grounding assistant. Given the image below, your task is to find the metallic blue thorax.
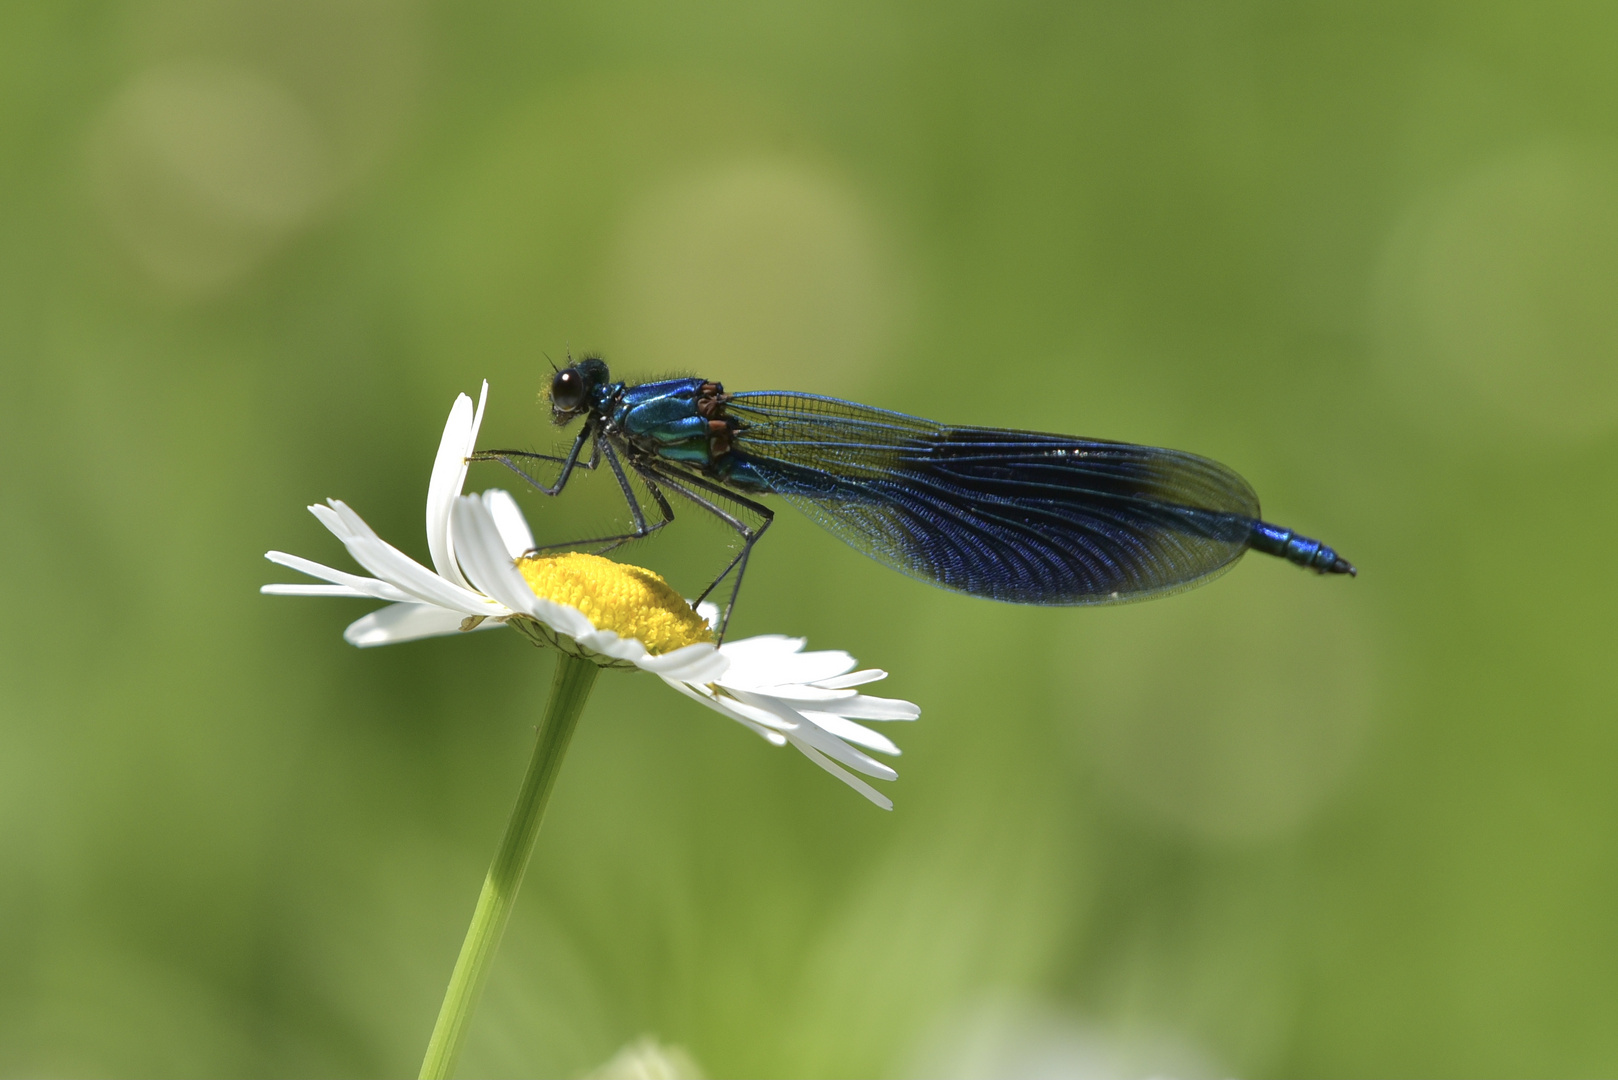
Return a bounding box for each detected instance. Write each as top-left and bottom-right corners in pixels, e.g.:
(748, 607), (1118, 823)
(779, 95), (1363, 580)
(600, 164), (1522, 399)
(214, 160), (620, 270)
(604, 377), (716, 466)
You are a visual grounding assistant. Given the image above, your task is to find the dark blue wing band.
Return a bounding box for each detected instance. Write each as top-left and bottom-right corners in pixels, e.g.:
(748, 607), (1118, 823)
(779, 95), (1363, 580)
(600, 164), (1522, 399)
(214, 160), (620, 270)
(724, 393), (1261, 605)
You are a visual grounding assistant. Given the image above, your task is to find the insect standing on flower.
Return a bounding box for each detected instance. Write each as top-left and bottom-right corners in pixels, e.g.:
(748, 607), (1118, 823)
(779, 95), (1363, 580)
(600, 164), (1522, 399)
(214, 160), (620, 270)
(472, 356), (1355, 637)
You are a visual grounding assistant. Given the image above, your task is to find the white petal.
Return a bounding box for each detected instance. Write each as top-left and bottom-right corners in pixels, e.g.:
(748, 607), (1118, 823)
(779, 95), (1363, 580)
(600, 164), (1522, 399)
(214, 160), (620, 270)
(716, 635), (807, 662)
(814, 668), (889, 689)
(471, 380), (489, 445)
(716, 644), (857, 688)
(638, 643), (728, 681)
(574, 627), (651, 664)
(791, 741), (893, 810)
(450, 496), (593, 638)
(450, 497), (546, 619)
(695, 601), (720, 631)
(425, 382), (488, 591)
(662, 679), (789, 745)
(451, 496), (538, 613)
(308, 501), (355, 540)
(261, 584), (374, 597)
(343, 603), (497, 647)
(825, 693), (921, 721)
(732, 683), (858, 703)
(705, 693), (796, 733)
(803, 712), (902, 756)
(674, 683), (795, 740)
(264, 550), (414, 602)
(481, 489), (535, 558)
(763, 649), (860, 684)
(321, 500), (499, 616)
(724, 687), (897, 780)
(529, 596), (596, 641)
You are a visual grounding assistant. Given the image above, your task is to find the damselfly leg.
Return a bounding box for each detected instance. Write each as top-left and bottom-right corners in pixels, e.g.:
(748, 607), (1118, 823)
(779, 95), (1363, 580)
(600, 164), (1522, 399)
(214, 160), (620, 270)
(471, 423), (595, 495)
(471, 430), (674, 555)
(639, 463), (774, 639)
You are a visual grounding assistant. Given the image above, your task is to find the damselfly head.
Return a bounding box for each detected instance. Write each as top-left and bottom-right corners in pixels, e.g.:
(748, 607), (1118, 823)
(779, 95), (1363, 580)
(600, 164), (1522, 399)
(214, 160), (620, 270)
(548, 356), (610, 422)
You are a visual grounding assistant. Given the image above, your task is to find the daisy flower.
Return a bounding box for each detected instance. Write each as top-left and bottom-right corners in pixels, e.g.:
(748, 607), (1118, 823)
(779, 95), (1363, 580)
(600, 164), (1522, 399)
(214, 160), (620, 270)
(262, 382), (919, 809)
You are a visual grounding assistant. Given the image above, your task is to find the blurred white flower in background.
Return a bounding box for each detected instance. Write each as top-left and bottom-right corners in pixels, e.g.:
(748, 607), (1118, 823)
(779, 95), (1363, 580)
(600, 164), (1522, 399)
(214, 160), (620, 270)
(84, 2), (423, 297)
(904, 995), (1222, 1080)
(585, 1036), (704, 1080)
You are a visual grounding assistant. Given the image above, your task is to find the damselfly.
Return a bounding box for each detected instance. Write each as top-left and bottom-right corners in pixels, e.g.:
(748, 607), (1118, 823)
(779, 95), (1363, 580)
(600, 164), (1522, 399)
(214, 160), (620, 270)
(473, 357), (1355, 636)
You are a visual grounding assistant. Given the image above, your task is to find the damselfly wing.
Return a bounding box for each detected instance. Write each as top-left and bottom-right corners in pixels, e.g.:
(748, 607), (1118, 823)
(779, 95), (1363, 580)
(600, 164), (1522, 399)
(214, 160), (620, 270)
(722, 392), (1267, 604)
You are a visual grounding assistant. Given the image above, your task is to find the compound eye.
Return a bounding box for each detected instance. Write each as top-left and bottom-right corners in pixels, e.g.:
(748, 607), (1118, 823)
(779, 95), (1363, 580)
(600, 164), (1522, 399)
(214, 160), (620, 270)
(551, 369), (586, 412)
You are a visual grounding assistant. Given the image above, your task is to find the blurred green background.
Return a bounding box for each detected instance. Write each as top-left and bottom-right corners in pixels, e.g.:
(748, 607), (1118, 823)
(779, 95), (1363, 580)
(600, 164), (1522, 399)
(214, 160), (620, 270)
(3, 2), (1617, 1077)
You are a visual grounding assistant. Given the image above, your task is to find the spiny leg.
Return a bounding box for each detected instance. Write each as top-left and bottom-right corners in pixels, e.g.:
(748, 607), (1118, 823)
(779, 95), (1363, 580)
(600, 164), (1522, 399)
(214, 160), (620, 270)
(588, 444), (677, 556)
(469, 423), (598, 495)
(528, 438), (676, 555)
(641, 464), (773, 640)
(483, 435), (677, 556)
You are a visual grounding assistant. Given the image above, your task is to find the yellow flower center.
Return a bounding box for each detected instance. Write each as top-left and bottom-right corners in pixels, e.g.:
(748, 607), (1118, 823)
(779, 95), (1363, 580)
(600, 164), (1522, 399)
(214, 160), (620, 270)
(516, 551), (714, 654)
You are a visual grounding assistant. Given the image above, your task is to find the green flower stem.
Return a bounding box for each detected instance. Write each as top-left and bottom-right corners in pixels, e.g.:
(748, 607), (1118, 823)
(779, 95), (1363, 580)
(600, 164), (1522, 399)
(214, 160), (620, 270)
(419, 650), (600, 1080)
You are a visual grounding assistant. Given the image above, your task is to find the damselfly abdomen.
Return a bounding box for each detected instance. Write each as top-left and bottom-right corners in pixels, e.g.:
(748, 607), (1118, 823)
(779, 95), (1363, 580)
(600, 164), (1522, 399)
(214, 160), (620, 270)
(474, 357), (1355, 634)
